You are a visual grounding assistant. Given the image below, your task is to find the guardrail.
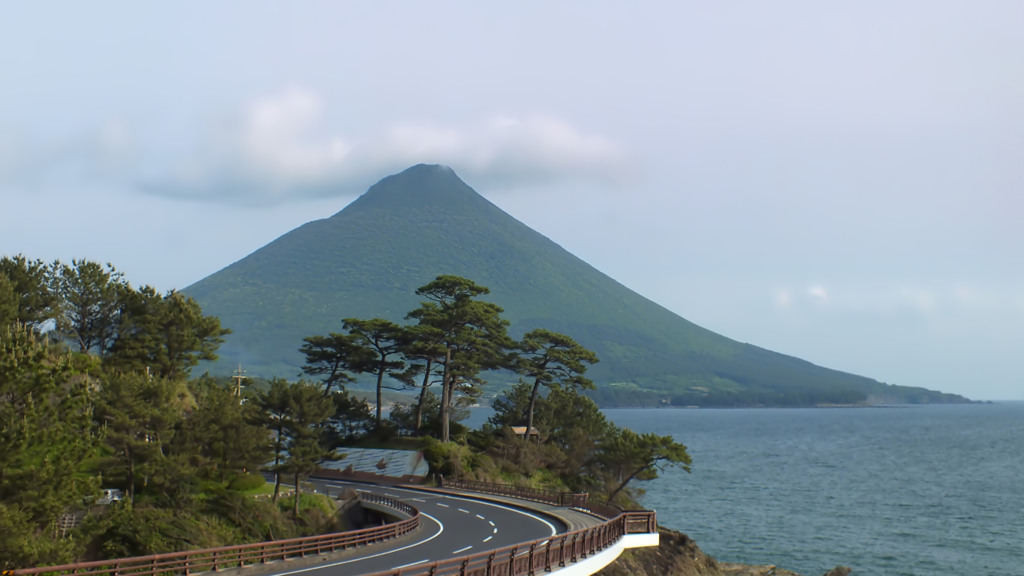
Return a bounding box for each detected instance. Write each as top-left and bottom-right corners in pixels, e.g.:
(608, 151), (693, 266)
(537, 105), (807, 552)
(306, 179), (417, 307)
(13, 482), (657, 576)
(10, 494), (420, 576)
(382, 478), (655, 576)
(437, 477), (646, 528)
(358, 509), (657, 576)
(438, 478), (591, 508)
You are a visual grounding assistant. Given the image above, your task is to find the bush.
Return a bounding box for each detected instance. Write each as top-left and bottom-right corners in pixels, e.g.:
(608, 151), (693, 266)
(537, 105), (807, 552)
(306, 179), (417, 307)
(227, 472), (266, 492)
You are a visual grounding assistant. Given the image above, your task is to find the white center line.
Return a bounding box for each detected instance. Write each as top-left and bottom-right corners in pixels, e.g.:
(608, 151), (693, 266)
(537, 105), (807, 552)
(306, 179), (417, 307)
(493, 527), (498, 534)
(264, 512), (444, 575)
(436, 502), (449, 508)
(488, 520), (495, 526)
(453, 545), (473, 554)
(410, 498), (426, 503)
(457, 508), (470, 514)
(475, 514), (486, 520)
(483, 535), (493, 543)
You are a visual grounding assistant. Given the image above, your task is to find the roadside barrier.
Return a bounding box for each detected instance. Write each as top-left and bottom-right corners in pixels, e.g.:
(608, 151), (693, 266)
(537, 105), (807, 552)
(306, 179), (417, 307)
(437, 477), (591, 508)
(11, 482), (657, 576)
(8, 494), (419, 576)
(358, 508), (657, 576)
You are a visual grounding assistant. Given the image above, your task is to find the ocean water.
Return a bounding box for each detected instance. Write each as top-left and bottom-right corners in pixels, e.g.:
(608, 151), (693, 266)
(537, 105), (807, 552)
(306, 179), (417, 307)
(605, 404), (1024, 576)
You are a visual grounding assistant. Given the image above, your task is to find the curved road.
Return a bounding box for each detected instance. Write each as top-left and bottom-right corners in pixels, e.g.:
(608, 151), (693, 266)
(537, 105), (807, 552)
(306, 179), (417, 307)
(269, 479), (568, 576)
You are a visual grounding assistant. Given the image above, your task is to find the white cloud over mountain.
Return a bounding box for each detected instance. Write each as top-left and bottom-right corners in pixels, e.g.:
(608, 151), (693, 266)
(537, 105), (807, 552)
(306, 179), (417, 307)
(145, 88), (633, 204)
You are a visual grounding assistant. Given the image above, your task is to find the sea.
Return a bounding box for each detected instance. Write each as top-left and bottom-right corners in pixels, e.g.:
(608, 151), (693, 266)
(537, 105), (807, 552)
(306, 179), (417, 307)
(603, 403), (1024, 576)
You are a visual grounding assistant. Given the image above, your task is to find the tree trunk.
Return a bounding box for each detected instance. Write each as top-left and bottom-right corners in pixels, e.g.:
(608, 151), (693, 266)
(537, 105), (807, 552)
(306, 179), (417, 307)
(440, 348), (453, 443)
(414, 358), (432, 434)
(293, 473), (301, 518)
(608, 464), (652, 502)
(272, 431), (283, 503)
(520, 378), (543, 464)
(375, 358), (385, 427)
(126, 446), (135, 506)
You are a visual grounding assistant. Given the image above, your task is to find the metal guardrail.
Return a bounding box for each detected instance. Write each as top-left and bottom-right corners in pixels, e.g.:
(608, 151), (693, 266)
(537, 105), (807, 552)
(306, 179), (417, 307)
(438, 478), (591, 508)
(10, 494), (420, 576)
(387, 477), (656, 576)
(358, 510), (658, 576)
(12, 482), (657, 576)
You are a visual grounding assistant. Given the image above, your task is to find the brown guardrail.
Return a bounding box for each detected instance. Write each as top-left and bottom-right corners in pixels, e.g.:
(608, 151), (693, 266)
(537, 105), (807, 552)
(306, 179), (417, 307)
(358, 509), (658, 576)
(10, 494), (420, 576)
(438, 478), (591, 508)
(377, 478), (655, 576)
(13, 482), (657, 576)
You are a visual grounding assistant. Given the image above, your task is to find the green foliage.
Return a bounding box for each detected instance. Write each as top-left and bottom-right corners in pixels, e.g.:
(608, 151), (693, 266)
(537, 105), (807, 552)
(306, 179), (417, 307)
(324, 389), (375, 445)
(107, 288), (229, 380)
(53, 259), (126, 353)
(174, 377), (272, 482)
(515, 329), (598, 458)
(227, 472), (266, 492)
(94, 372), (194, 505)
(0, 255), (57, 328)
(0, 323), (100, 568)
(0, 273), (19, 327)
(342, 317), (410, 426)
(601, 428), (692, 503)
(300, 332), (359, 394)
(408, 275), (514, 442)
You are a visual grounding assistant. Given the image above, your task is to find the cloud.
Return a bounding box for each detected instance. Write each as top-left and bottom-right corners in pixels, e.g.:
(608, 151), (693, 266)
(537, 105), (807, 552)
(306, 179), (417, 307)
(145, 88), (633, 205)
(0, 122), (133, 188)
(774, 288), (792, 309)
(772, 282), (1022, 320)
(807, 285), (828, 301)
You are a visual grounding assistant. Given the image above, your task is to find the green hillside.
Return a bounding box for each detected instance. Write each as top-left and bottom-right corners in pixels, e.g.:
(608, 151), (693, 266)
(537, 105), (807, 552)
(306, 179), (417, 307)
(184, 164), (968, 406)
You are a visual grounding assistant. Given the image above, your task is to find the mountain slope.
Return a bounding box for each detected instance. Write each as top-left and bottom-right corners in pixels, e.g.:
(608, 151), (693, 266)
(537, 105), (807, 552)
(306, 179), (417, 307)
(184, 164), (966, 406)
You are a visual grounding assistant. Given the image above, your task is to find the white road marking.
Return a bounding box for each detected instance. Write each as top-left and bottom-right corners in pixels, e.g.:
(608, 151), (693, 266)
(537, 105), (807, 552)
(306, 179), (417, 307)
(411, 498), (426, 503)
(437, 502), (449, 508)
(457, 508), (470, 513)
(262, 512), (444, 576)
(483, 535), (493, 543)
(475, 514), (486, 520)
(312, 480), (558, 537)
(493, 527), (498, 534)
(392, 559), (429, 570)
(488, 520), (495, 526)
(452, 545), (473, 554)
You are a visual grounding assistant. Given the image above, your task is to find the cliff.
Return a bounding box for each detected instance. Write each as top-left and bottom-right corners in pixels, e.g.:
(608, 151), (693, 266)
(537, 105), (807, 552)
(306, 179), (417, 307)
(597, 528), (851, 576)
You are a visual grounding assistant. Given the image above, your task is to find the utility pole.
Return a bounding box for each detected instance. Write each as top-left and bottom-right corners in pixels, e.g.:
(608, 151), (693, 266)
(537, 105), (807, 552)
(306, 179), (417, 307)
(232, 363), (247, 400)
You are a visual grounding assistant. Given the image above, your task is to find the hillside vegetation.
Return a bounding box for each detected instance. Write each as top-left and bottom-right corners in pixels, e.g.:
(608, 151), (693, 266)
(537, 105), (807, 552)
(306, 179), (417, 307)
(184, 164), (968, 407)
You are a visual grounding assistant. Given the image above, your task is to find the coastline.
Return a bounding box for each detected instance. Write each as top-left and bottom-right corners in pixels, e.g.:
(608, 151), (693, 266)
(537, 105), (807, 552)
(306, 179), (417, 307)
(596, 528), (850, 576)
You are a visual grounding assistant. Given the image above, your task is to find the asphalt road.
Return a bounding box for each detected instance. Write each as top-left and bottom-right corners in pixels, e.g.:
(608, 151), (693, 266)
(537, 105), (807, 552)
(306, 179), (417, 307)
(264, 479), (567, 576)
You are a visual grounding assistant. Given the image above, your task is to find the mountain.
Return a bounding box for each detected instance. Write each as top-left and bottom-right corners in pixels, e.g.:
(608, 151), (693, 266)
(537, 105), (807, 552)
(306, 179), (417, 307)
(184, 164), (968, 406)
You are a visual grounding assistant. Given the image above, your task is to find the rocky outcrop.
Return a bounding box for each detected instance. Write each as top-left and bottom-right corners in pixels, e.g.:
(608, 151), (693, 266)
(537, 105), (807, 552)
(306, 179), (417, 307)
(596, 528), (723, 576)
(596, 527), (851, 576)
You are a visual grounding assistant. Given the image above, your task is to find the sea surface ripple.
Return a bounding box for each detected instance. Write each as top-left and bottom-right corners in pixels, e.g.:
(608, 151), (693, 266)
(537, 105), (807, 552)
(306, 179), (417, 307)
(605, 403), (1024, 576)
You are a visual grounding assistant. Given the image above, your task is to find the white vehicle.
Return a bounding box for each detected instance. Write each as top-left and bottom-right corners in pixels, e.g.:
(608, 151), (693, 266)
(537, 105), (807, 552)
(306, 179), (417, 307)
(97, 488), (124, 504)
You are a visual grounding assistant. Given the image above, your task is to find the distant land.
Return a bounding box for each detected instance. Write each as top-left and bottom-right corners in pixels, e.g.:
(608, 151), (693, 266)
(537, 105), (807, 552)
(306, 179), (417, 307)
(184, 164), (969, 407)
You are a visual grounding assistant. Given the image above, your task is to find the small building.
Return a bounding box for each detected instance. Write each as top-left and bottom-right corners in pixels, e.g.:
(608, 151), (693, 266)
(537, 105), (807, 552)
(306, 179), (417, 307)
(510, 426), (540, 438)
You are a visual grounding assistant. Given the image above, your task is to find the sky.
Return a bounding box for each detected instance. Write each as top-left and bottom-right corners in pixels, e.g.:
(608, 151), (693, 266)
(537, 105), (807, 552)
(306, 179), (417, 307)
(1, 2), (1021, 400)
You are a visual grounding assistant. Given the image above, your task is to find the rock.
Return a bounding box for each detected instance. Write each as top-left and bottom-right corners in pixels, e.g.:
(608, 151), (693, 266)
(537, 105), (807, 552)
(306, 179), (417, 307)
(719, 562), (802, 576)
(596, 528), (723, 576)
(597, 527), (845, 576)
